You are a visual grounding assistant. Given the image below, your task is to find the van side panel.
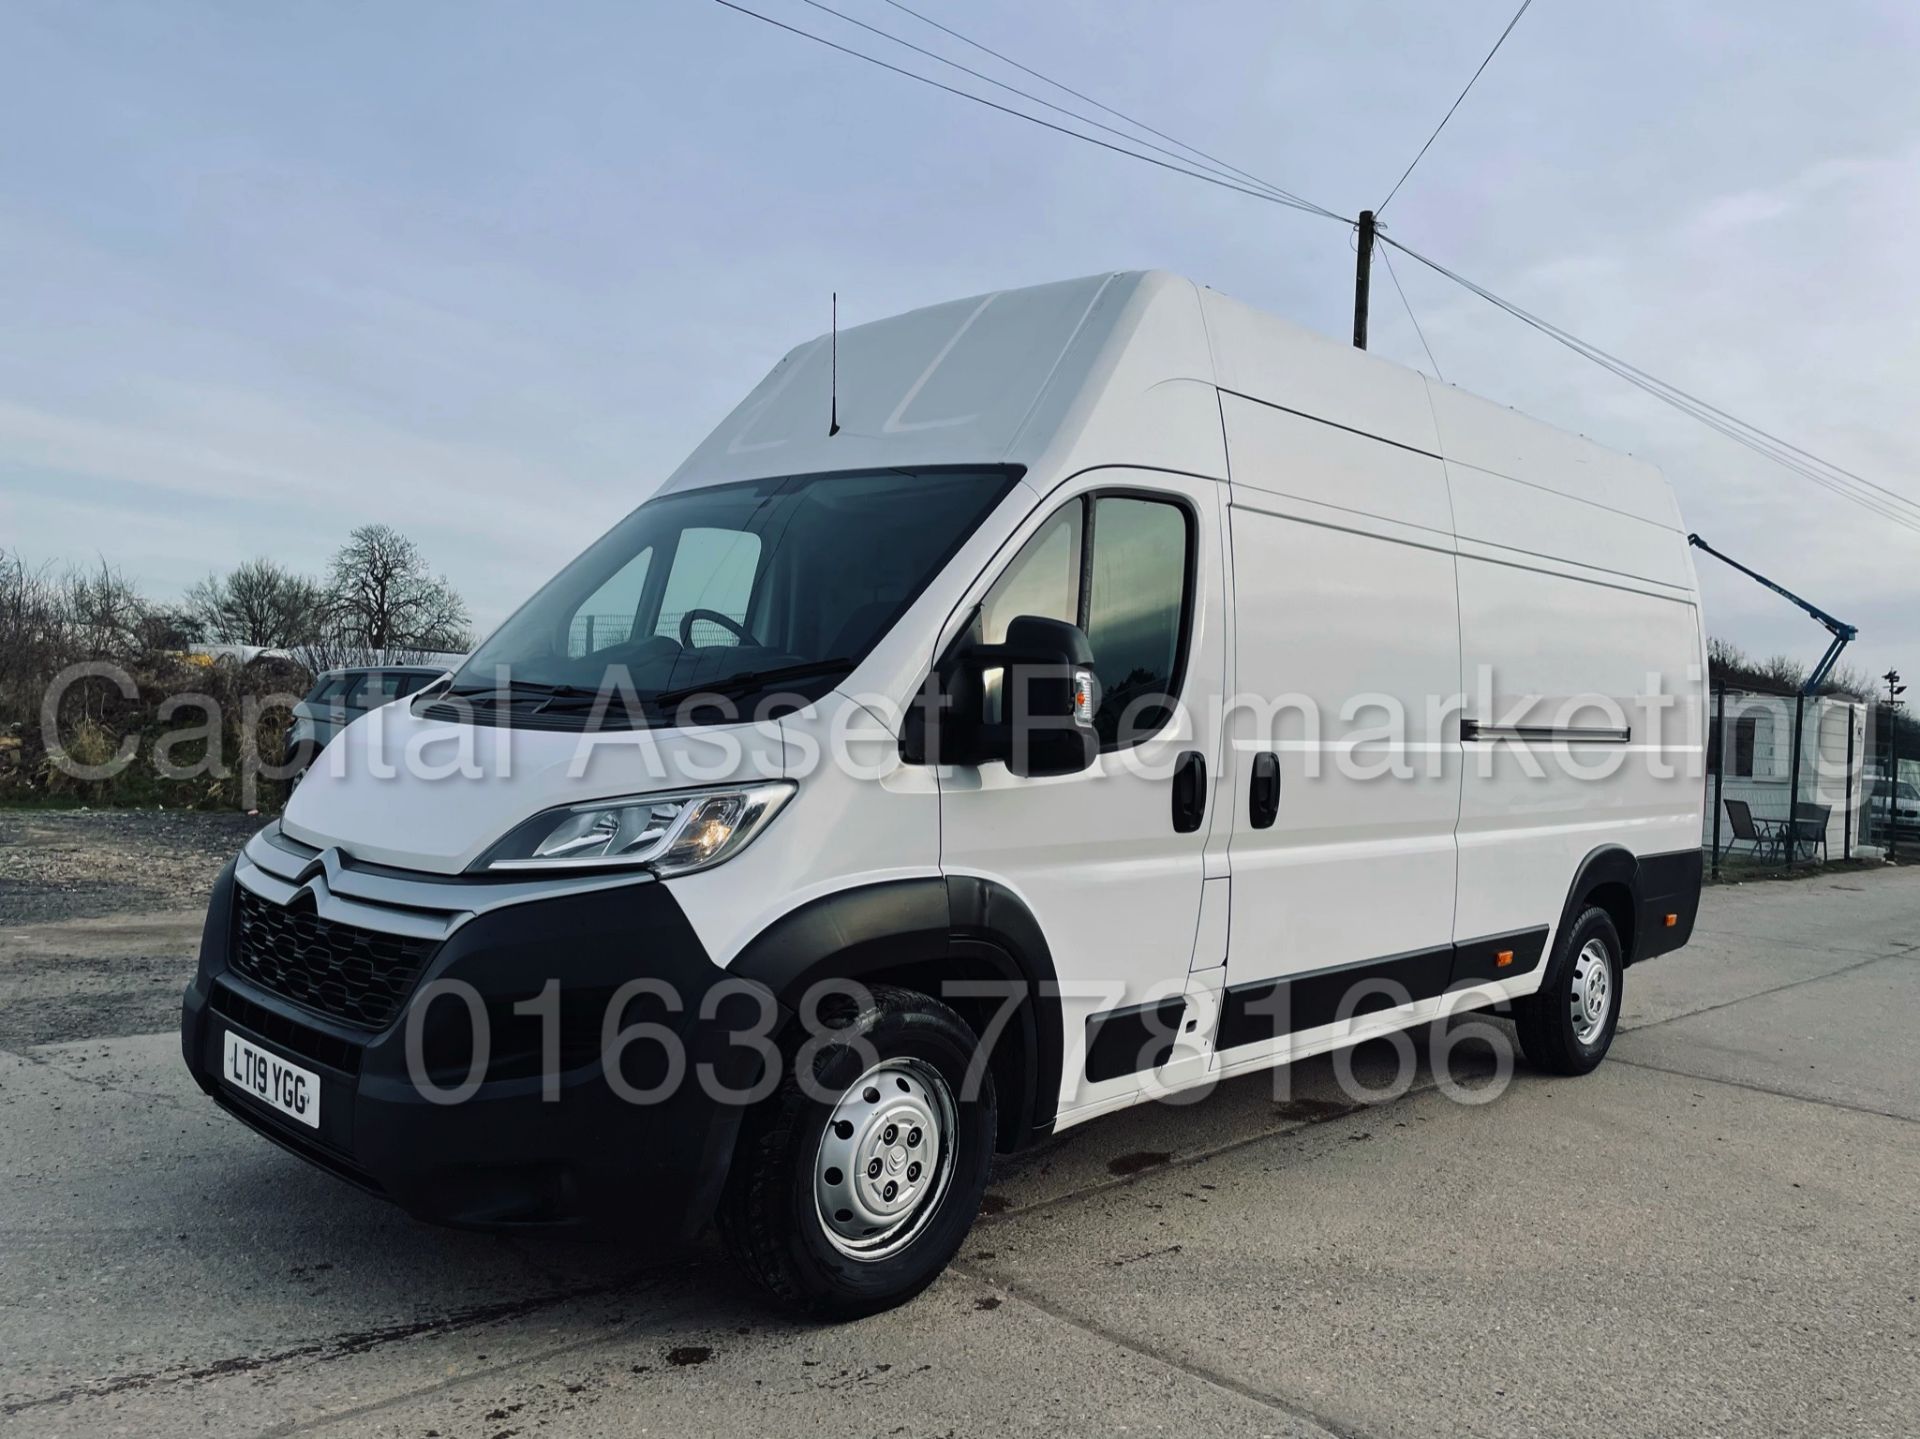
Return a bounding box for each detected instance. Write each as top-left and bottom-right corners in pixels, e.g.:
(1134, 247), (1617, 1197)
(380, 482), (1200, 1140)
(1219, 392), (1463, 1005)
(1428, 375), (1704, 964)
(1451, 551), (1706, 956)
(1447, 461), (1697, 592)
(1201, 289), (1441, 455)
(1424, 381), (1682, 531)
(1216, 394), (1452, 535)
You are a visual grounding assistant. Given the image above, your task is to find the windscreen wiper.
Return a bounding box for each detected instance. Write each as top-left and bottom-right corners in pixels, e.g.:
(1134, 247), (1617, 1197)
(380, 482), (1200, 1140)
(441, 679), (603, 702)
(651, 658), (854, 709)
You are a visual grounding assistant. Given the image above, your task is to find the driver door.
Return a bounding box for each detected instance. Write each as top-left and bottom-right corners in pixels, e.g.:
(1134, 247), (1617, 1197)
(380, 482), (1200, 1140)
(937, 471), (1228, 1120)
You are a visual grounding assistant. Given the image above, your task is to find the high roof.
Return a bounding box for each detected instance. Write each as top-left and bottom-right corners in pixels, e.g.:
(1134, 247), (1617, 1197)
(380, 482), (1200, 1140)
(664, 271), (1223, 493)
(663, 269), (1680, 538)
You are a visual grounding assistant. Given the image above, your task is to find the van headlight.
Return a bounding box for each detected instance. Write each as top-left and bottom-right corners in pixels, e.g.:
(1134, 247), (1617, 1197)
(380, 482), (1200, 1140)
(476, 782), (795, 876)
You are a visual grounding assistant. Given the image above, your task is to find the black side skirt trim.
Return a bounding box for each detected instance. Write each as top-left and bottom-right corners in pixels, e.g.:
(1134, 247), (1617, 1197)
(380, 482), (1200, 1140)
(1213, 927), (1548, 1056)
(1084, 996), (1188, 1082)
(1448, 926), (1550, 986)
(1215, 945), (1453, 1054)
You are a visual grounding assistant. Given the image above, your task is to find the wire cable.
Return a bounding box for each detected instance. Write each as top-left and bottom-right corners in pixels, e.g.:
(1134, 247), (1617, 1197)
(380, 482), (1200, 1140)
(1379, 241), (1444, 380)
(1383, 236), (1920, 525)
(1380, 234), (1920, 533)
(714, 1), (1913, 535)
(793, 0), (1313, 210)
(1378, 0), (1535, 216)
(712, 0), (1347, 220)
(874, 0), (1344, 221)
(1384, 238), (1920, 531)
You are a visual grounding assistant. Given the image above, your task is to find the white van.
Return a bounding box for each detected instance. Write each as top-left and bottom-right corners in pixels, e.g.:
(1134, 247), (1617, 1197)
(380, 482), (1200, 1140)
(183, 272), (1706, 1316)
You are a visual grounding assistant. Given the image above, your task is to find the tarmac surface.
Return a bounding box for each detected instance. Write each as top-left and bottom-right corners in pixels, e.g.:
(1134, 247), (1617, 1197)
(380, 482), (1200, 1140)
(1, 826), (1915, 1438)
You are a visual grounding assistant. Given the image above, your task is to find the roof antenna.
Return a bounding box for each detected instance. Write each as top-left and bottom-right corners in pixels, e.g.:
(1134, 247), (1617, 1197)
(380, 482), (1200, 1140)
(828, 291), (841, 437)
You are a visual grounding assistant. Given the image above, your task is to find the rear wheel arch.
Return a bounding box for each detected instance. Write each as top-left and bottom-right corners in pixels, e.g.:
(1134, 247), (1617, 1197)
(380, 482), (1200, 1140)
(1558, 845), (1641, 964)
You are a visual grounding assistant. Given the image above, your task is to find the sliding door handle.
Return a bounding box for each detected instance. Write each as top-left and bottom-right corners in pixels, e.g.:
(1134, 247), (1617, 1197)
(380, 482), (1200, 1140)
(1171, 750), (1207, 834)
(1249, 751), (1282, 829)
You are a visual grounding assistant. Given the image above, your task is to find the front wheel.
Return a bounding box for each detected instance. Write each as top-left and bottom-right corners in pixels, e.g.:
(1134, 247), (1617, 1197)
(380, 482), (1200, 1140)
(716, 984), (995, 1318)
(1513, 906), (1623, 1075)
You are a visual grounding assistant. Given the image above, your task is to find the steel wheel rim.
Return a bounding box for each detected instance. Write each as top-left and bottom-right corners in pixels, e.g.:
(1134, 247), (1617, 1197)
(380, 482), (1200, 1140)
(813, 1057), (958, 1262)
(1569, 939), (1613, 1046)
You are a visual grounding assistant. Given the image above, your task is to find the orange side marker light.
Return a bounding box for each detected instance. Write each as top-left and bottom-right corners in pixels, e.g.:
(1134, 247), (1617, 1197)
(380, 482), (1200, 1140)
(1495, 950), (1514, 968)
(1665, 913), (1678, 928)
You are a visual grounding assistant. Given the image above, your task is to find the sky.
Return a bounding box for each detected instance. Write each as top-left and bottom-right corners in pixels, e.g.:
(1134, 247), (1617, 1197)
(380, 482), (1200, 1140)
(3, 0), (1917, 693)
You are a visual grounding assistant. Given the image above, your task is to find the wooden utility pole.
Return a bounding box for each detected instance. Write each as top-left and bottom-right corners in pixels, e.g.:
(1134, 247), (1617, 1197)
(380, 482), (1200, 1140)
(1352, 209), (1377, 349)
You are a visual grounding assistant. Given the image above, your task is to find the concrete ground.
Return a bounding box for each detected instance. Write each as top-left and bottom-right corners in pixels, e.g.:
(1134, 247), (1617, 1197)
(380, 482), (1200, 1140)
(1, 855), (1916, 1438)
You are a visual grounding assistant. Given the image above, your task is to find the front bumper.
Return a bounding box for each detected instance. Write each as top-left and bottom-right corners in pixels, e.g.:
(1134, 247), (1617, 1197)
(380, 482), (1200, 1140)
(181, 852), (777, 1233)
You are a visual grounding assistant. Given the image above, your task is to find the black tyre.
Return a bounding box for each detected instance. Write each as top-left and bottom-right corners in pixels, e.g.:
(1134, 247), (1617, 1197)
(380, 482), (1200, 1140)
(1513, 905), (1623, 1076)
(716, 983), (995, 1318)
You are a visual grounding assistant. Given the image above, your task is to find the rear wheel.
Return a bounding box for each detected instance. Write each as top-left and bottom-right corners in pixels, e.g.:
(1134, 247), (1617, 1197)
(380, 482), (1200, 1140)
(1513, 906), (1622, 1075)
(717, 984), (995, 1318)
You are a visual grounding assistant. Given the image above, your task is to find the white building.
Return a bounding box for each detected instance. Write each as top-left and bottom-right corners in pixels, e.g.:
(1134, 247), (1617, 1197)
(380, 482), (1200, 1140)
(1705, 689), (1871, 861)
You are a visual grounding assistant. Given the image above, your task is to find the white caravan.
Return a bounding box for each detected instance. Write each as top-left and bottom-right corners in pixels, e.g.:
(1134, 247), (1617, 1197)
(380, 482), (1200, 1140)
(184, 272), (1706, 1315)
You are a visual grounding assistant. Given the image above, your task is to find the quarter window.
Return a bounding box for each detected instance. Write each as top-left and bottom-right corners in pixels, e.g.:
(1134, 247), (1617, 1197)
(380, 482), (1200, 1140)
(569, 546), (654, 657)
(982, 504), (1081, 643)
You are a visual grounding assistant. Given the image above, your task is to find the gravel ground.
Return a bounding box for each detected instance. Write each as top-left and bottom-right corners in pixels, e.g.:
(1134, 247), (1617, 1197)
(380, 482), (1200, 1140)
(0, 807), (263, 926)
(0, 808), (265, 1047)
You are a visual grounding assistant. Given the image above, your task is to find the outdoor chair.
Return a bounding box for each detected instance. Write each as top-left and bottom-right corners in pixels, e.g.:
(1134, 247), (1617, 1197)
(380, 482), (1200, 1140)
(1722, 798), (1780, 860)
(1790, 802), (1832, 863)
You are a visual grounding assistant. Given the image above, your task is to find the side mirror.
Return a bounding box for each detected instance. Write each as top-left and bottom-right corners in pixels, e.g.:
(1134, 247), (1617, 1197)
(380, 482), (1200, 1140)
(920, 614), (1098, 777)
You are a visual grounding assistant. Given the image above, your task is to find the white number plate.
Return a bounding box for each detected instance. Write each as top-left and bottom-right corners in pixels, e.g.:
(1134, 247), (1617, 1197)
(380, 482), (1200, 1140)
(222, 1031), (321, 1129)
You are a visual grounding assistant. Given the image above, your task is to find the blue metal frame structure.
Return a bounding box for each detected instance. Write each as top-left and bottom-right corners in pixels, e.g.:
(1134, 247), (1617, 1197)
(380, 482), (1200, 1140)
(1688, 534), (1858, 694)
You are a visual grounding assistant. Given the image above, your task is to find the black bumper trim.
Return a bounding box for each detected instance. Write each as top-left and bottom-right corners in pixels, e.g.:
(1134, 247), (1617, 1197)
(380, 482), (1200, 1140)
(183, 862), (762, 1234)
(212, 1089), (384, 1194)
(1632, 847), (1703, 962)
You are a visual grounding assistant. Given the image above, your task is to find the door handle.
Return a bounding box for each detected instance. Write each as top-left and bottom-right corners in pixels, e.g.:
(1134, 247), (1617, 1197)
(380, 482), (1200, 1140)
(1172, 750), (1207, 834)
(1249, 751), (1282, 829)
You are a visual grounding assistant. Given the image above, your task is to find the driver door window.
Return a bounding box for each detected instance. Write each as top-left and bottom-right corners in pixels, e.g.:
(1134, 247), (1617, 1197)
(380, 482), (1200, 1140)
(979, 492), (1192, 747)
(655, 528), (762, 647)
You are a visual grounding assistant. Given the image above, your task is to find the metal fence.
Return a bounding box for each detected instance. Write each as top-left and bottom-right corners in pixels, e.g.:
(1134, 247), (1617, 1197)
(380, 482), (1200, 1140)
(1704, 685), (1907, 878)
(567, 610), (743, 655)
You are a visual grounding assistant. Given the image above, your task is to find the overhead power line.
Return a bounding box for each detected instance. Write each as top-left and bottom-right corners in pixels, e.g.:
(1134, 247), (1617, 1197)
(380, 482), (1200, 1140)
(710, 0), (1913, 538)
(711, 0), (1347, 222)
(1378, 242), (1443, 380)
(1379, 234), (1920, 535)
(793, 0), (1309, 209)
(1378, 0), (1535, 216)
(873, 0), (1342, 220)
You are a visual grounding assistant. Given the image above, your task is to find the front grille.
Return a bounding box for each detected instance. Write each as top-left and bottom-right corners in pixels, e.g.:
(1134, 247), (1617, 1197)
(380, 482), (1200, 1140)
(230, 884), (436, 1031)
(209, 981), (366, 1074)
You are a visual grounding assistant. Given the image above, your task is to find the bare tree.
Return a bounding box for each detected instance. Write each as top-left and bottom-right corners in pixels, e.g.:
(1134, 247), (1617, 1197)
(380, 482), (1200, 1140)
(1756, 653), (1808, 692)
(0, 549), (75, 726)
(188, 557), (323, 649)
(316, 525), (471, 665)
(62, 557), (147, 659)
(1822, 664), (1873, 701)
(1706, 636), (1748, 675)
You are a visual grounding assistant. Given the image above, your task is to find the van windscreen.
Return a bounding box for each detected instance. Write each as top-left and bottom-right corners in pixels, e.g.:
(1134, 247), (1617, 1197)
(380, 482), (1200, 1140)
(451, 467), (1016, 723)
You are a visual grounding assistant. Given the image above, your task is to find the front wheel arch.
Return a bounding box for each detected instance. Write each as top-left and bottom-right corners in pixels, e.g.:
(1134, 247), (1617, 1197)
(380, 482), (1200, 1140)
(724, 878), (1062, 1150)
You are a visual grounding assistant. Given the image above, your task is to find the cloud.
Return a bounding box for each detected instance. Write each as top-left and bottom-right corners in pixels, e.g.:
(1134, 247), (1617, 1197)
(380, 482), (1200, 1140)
(3, 0), (1916, 678)
(1369, 137), (1920, 682)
